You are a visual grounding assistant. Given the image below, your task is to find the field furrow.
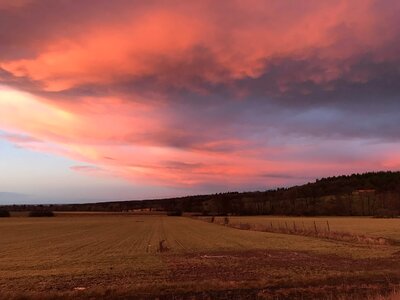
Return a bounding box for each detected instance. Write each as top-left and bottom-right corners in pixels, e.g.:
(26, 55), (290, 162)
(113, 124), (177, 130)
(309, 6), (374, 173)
(1, 214), (400, 299)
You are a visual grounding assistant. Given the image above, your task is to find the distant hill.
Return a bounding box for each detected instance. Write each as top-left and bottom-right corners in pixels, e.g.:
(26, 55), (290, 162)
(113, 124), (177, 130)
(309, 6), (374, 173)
(2, 171), (400, 217)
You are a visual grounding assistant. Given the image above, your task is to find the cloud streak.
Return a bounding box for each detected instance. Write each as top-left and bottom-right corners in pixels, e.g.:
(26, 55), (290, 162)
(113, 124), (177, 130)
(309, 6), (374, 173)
(1, 0), (400, 194)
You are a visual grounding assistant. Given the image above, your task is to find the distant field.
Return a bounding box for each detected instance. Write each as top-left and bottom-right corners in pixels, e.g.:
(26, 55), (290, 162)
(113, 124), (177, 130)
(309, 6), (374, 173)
(1, 214), (400, 299)
(224, 216), (400, 242)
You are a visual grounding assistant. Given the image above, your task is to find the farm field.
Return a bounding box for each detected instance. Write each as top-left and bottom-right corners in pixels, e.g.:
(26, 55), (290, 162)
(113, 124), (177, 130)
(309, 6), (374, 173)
(224, 216), (400, 242)
(1, 214), (400, 299)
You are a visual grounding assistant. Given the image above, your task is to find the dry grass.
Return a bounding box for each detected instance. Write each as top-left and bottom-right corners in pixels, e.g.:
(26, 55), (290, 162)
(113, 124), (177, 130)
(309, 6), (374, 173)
(202, 216), (394, 246)
(1, 214), (400, 299)
(225, 216), (400, 242)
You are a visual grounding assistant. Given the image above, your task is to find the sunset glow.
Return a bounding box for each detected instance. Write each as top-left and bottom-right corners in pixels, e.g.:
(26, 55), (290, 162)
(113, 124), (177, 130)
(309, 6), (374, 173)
(1, 0), (400, 203)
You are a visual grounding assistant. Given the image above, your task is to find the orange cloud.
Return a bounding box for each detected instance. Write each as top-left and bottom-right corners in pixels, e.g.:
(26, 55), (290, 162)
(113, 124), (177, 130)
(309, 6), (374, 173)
(0, 86), (340, 187)
(1, 1), (400, 192)
(0, 0), (31, 9)
(2, 0), (396, 92)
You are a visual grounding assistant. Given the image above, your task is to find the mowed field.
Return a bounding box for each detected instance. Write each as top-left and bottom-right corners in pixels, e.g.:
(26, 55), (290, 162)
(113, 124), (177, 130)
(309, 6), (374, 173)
(1, 214), (400, 299)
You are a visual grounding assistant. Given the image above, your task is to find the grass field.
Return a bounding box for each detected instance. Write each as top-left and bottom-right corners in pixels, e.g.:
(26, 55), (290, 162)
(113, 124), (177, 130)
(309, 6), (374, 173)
(1, 214), (400, 299)
(223, 216), (400, 242)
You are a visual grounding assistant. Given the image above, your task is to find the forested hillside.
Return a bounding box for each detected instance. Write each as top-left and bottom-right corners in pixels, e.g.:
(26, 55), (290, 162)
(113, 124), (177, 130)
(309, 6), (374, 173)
(2, 171), (400, 216)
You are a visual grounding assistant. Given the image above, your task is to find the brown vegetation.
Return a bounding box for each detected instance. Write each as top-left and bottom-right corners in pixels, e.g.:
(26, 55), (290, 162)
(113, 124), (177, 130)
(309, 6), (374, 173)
(0, 209), (10, 217)
(201, 216), (394, 246)
(158, 239), (170, 252)
(2, 171), (400, 217)
(28, 210), (54, 217)
(1, 214), (400, 299)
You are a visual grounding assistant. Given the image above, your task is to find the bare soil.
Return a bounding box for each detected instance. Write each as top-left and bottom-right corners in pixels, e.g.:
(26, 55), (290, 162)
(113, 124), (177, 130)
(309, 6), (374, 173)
(162, 249), (400, 299)
(6, 249), (399, 299)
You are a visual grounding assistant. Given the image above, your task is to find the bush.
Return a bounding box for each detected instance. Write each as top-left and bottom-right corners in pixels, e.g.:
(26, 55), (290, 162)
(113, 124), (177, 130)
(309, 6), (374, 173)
(374, 208), (398, 218)
(167, 210), (182, 216)
(0, 210), (10, 217)
(28, 210), (54, 217)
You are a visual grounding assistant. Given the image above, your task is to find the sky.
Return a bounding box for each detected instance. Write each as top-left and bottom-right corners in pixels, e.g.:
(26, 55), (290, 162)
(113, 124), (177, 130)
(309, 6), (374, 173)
(1, 0), (400, 204)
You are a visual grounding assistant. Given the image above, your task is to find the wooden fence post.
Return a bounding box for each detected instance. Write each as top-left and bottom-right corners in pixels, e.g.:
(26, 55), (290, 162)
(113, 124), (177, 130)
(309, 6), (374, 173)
(313, 221), (318, 234)
(326, 220), (330, 233)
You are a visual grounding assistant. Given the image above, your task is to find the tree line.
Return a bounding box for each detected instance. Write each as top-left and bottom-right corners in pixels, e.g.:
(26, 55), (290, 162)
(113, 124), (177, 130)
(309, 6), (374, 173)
(1, 171), (400, 217)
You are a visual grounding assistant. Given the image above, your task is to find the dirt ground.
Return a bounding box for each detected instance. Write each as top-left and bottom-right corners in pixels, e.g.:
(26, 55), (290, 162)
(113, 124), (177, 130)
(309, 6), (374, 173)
(3, 249), (400, 299)
(163, 249), (400, 299)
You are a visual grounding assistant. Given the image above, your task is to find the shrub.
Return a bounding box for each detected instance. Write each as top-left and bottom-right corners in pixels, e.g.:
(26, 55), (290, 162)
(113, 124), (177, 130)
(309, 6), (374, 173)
(28, 210), (54, 217)
(0, 210), (10, 217)
(167, 210), (182, 216)
(374, 208), (398, 218)
(223, 216), (230, 225)
(157, 240), (169, 252)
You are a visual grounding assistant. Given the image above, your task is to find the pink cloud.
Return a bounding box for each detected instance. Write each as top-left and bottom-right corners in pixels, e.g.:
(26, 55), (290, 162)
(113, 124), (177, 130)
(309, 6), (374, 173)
(2, 1), (398, 91)
(70, 165), (108, 176)
(0, 132), (41, 144)
(1, 1), (400, 192)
